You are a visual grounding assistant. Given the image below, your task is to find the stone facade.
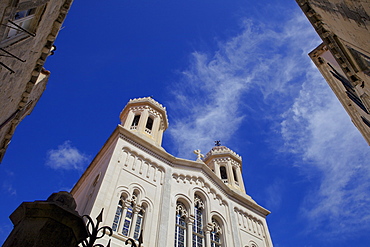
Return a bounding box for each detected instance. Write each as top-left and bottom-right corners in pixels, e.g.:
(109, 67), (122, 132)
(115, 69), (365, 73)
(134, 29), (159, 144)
(71, 97), (273, 247)
(0, 0), (73, 162)
(3, 191), (87, 247)
(296, 0), (370, 144)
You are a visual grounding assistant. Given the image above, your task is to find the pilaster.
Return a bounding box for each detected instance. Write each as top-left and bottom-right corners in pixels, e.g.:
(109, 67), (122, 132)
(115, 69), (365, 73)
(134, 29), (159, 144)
(138, 109), (149, 133)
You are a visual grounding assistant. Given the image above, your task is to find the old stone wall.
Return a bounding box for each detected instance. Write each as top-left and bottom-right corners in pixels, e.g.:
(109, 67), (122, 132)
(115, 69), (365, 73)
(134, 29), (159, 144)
(297, 0), (370, 144)
(0, 0), (73, 162)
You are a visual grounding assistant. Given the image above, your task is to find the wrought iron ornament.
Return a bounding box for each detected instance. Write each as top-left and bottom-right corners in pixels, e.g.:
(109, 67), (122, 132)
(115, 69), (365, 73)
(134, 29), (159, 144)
(125, 230), (143, 247)
(80, 208), (113, 247)
(215, 140), (221, 146)
(79, 208), (143, 247)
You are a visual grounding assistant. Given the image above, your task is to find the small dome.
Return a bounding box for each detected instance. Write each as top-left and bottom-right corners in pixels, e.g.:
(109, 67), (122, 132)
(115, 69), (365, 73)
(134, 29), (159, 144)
(203, 146), (242, 163)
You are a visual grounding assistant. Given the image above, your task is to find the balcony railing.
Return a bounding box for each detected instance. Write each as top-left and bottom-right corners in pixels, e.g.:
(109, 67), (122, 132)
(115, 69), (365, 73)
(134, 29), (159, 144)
(144, 128), (152, 135)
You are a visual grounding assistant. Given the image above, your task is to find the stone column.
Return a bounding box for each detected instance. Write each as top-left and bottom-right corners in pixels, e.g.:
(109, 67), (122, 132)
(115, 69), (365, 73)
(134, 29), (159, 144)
(214, 161), (220, 177)
(3, 191), (87, 247)
(236, 166), (246, 192)
(156, 128), (164, 145)
(205, 223), (213, 247)
(138, 108), (149, 133)
(129, 205), (141, 237)
(151, 114), (160, 139)
(226, 161), (235, 186)
(186, 216), (195, 247)
(123, 110), (135, 129)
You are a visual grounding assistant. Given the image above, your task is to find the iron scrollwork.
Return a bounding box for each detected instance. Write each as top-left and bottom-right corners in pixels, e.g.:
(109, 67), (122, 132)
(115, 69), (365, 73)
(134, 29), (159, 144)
(80, 208), (113, 247)
(124, 230), (143, 247)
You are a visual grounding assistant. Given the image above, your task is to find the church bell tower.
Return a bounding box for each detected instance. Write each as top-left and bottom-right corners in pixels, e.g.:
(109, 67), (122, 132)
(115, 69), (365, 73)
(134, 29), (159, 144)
(203, 145), (246, 193)
(119, 97), (168, 147)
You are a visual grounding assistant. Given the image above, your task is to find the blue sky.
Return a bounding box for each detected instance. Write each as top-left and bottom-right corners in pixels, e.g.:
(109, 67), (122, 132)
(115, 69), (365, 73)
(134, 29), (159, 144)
(1, 0), (370, 246)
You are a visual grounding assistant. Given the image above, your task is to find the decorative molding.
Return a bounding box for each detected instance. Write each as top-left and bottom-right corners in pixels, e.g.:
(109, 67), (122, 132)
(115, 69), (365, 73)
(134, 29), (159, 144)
(120, 147), (165, 185)
(234, 207), (266, 239)
(126, 97), (169, 129)
(176, 202), (188, 218)
(172, 173), (227, 207)
(204, 146), (242, 163)
(128, 97), (166, 111)
(212, 157), (241, 168)
(119, 134), (173, 167)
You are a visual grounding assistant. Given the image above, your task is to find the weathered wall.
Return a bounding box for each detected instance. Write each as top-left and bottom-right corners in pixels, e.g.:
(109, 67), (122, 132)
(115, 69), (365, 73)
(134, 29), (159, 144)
(0, 0), (73, 162)
(296, 0), (370, 144)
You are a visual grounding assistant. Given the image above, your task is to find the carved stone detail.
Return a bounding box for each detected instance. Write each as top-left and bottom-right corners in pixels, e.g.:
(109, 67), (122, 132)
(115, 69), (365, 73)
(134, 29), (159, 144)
(172, 173), (227, 206)
(120, 147), (165, 185)
(234, 207), (266, 239)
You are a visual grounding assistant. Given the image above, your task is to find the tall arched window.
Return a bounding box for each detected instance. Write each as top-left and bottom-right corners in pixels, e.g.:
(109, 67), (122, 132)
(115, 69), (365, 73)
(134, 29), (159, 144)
(220, 166), (228, 183)
(112, 192), (145, 239)
(174, 202), (188, 247)
(193, 195), (204, 247)
(122, 201), (134, 236)
(146, 117), (153, 130)
(131, 115), (141, 129)
(133, 209), (145, 240)
(145, 116), (154, 134)
(232, 167), (238, 185)
(210, 219), (222, 247)
(112, 199), (123, 231)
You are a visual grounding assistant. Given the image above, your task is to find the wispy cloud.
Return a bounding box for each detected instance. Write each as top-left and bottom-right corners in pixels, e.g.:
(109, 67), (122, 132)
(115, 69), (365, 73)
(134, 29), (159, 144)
(2, 182), (16, 196)
(45, 141), (90, 170)
(281, 60), (370, 237)
(168, 14), (319, 157)
(265, 178), (284, 210)
(169, 8), (370, 239)
(1, 170), (16, 196)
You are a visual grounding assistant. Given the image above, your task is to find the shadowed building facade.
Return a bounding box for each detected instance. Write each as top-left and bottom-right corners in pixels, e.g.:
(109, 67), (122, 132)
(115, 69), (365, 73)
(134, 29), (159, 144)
(71, 97), (273, 247)
(0, 0), (73, 162)
(296, 0), (370, 144)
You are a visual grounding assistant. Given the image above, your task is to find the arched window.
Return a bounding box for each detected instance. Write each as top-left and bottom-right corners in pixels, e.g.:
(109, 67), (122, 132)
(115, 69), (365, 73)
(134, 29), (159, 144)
(131, 115), (141, 128)
(145, 116), (154, 134)
(146, 117), (153, 130)
(112, 199), (123, 231)
(174, 202), (188, 247)
(112, 192), (145, 239)
(210, 219), (222, 247)
(248, 240), (258, 247)
(133, 209), (145, 240)
(122, 201), (134, 236)
(233, 167), (238, 184)
(220, 166), (228, 183)
(193, 195), (204, 247)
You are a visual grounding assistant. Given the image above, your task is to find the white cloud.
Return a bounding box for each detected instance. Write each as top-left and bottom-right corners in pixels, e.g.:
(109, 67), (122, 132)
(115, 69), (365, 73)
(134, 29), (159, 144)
(46, 141), (90, 170)
(169, 8), (370, 239)
(168, 14), (319, 157)
(2, 182), (16, 196)
(281, 61), (370, 237)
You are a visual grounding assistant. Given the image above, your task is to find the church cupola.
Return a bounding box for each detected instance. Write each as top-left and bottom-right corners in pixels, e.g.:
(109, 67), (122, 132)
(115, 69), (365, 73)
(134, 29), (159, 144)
(203, 146), (246, 193)
(119, 97), (168, 147)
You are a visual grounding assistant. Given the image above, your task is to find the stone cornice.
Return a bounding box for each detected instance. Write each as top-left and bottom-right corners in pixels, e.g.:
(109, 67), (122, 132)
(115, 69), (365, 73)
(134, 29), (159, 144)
(120, 97), (169, 130)
(203, 146), (242, 165)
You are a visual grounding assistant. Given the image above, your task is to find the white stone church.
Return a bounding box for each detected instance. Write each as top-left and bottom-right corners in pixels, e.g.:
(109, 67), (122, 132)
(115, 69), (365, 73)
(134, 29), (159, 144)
(71, 97), (273, 247)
